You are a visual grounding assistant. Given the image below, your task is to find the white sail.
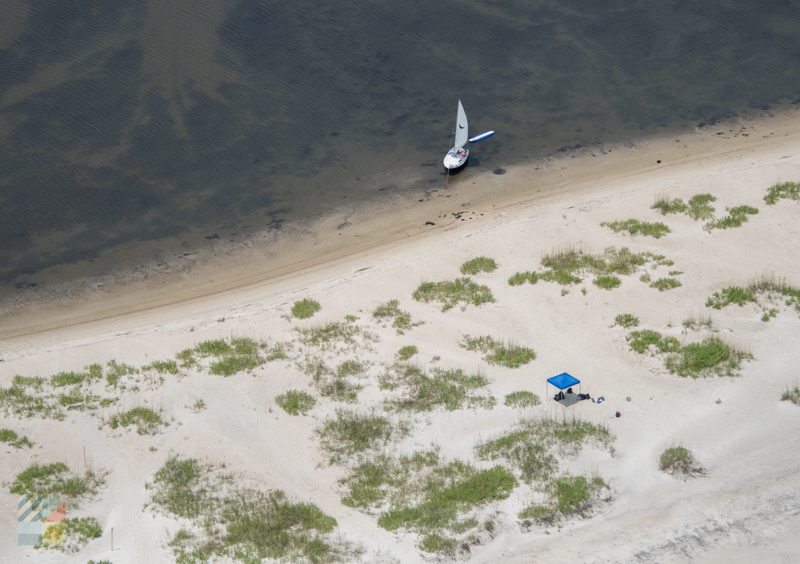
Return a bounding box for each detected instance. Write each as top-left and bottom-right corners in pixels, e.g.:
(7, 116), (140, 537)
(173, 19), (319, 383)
(454, 100), (468, 149)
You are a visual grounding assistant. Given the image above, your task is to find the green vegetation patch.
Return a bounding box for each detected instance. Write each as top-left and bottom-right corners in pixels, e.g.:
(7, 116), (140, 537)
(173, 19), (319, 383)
(687, 193), (717, 220)
(593, 275), (621, 290)
(149, 455), (349, 564)
(292, 298), (321, 319)
(0, 428), (34, 448)
(665, 337), (752, 378)
(707, 277), (800, 318)
(412, 277), (495, 311)
(652, 196), (688, 215)
(600, 219), (671, 238)
(781, 385), (800, 405)
(626, 330), (681, 354)
(209, 354), (265, 376)
(764, 181), (800, 204)
(9, 462), (102, 502)
(508, 271), (539, 286)
(317, 410), (394, 463)
(396, 345), (418, 360)
(143, 359), (180, 375)
(298, 356), (363, 403)
(0, 380), (64, 420)
(649, 277), (682, 291)
(612, 313), (640, 328)
(105, 359), (136, 388)
(704, 205), (758, 231)
(372, 299), (422, 334)
(659, 446), (702, 476)
(379, 363), (495, 411)
(340, 449), (514, 555)
(194, 340), (233, 357)
(504, 391), (541, 409)
(706, 285), (757, 309)
(460, 256), (498, 275)
(297, 320), (378, 351)
(106, 406), (165, 435)
(461, 334), (536, 368)
(275, 390), (316, 416)
(538, 246), (672, 286)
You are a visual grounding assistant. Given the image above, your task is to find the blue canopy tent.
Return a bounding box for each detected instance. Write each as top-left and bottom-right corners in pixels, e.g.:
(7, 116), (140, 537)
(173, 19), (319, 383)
(547, 372), (582, 406)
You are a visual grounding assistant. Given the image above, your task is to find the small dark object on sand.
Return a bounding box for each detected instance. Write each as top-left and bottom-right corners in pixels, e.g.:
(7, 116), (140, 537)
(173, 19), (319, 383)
(425, 221), (435, 226)
(616, 411), (621, 418)
(657, 160), (661, 163)
(626, 397), (631, 402)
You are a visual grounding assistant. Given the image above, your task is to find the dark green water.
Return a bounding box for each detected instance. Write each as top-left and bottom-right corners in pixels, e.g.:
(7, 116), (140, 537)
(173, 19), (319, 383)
(2, 0), (800, 287)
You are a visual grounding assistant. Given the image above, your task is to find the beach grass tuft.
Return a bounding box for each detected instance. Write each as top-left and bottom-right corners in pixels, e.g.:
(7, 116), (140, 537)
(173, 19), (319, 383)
(704, 205), (758, 231)
(781, 384), (800, 405)
(318, 410), (393, 463)
(600, 219), (671, 238)
(380, 363), (495, 411)
(9, 462), (103, 502)
(504, 391), (541, 409)
(764, 181), (800, 204)
(372, 299), (422, 333)
(275, 390), (316, 416)
(0, 428), (35, 449)
(665, 337), (752, 378)
(626, 330), (681, 354)
(292, 298), (321, 319)
(412, 278), (495, 311)
(687, 193), (716, 220)
(659, 446), (702, 476)
(396, 345), (418, 360)
(460, 257), (498, 275)
(649, 277), (682, 291)
(612, 314), (640, 328)
(508, 271), (539, 286)
(461, 335), (536, 368)
(593, 275), (621, 290)
(106, 406), (165, 435)
(652, 196), (688, 215)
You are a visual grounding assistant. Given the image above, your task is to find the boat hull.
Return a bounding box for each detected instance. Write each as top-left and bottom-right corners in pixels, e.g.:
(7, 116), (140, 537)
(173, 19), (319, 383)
(443, 147), (469, 170)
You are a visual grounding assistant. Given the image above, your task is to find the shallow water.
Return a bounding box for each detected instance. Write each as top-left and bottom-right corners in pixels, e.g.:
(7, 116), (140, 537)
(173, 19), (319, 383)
(2, 0), (799, 287)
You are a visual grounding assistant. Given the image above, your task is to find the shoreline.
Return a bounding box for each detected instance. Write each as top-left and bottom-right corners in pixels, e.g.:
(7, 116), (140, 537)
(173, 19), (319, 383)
(2, 103), (800, 343)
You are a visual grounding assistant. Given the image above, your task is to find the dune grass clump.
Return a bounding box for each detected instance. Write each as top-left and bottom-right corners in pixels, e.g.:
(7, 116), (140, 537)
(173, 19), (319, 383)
(764, 181), (800, 204)
(0, 379), (64, 420)
(687, 193), (717, 220)
(665, 337), (752, 378)
(340, 448), (515, 555)
(649, 277), (682, 291)
(594, 275), (621, 290)
(297, 319), (377, 351)
(318, 410), (394, 463)
(518, 475), (609, 523)
(538, 246), (671, 287)
(380, 363), (495, 412)
(460, 335), (536, 368)
(508, 271), (539, 286)
(682, 311), (715, 332)
(781, 384), (800, 405)
(504, 391), (541, 409)
(194, 340), (232, 356)
(706, 285), (757, 309)
(601, 219), (671, 238)
(704, 205), (758, 231)
(105, 360), (136, 388)
(275, 390), (316, 416)
(51, 364), (103, 388)
(149, 455), (348, 563)
(143, 360), (180, 375)
(209, 354), (265, 376)
(292, 298), (321, 319)
(412, 278), (495, 311)
(652, 196), (688, 215)
(298, 356), (363, 403)
(0, 428), (34, 448)
(659, 446), (702, 476)
(626, 330), (681, 354)
(9, 462), (102, 502)
(372, 299), (422, 334)
(106, 406), (165, 435)
(396, 345), (418, 360)
(460, 256), (498, 275)
(612, 313), (639, 328)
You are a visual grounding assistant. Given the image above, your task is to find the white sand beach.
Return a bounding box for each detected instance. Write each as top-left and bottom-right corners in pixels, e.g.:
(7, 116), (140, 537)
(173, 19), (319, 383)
(2, 108), (800, 564)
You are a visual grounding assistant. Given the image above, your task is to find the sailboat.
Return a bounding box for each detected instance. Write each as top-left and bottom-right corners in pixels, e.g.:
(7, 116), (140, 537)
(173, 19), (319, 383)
(443, 100), (470, 170)
(443, 100), (494, 170)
